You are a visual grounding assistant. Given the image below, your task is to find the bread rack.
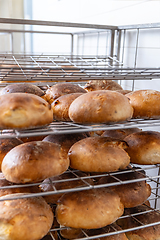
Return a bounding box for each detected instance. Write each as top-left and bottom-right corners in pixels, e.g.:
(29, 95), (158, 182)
(1, 54), (160, 85)
(0, 164), (160, 240)
(1, 18), (160, 239)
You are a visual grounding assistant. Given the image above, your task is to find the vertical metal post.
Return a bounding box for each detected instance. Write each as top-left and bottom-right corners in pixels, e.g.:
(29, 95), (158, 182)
(109, 29), (115, 67)
(134, 28), (140, 68)
(105, 31), (109, 56)
(23, 32), (26, 54)
(70, 33), (74, 57)
(82, 33), (85, 56)
(11, 32), (14, 53)
(96, 32), (99, 56)
(132, 28), (139, 91)
(154, 166), (160, 209)
(110, 29), (115, 58)
(121, 29), (126, 64)
(117, 29), (122, 63)
(77, 34), (79, 56)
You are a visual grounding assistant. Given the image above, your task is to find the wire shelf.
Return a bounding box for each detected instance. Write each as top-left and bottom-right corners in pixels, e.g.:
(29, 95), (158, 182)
(47, 212), (160, 240)
(0, 164), (159, 200)
(1, 164), (160, 240)
(0, 156), (160, 239)
(1, 118), (160, 139)
(0, 54), (160, 85)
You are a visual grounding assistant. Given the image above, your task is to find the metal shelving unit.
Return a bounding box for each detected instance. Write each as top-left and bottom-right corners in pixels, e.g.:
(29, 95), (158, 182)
(0, 54), (160, 86)
(0, 18), (160, 240)
(2, 118), (160, 139)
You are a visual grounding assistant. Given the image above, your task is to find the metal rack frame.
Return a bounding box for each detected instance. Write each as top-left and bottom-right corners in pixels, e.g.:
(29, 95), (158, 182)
(0, 164), (159, 201)
(2, 119), (160, 139)
(0, 54), (160, 85)
(1, 164), (160, 239)
(0, 18), (160, 240)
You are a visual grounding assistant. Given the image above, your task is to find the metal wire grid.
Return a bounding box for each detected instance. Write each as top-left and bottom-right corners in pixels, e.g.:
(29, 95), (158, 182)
(0, 54), (160, 84)
(0, 164), (159, 201)
(0, 164), (160, 239)
(1, 118), (160, 139)
(45, 177), (160, 239)
(47, 207), (160, 240)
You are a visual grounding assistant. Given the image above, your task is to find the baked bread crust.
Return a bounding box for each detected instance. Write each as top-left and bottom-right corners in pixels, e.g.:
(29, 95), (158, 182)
(124, 131), (160, 164)
(126, 89), (160, 119)
(45, 83), (86, 104)
(2, 141), (69, 183)
(0, 193), (53, 240)
(0, 93), (53, 129)
(56, 188), (124, 229)
(68, 136), (130, 172)
(84, 80), (123, 92)
(69, 90), (133, 124)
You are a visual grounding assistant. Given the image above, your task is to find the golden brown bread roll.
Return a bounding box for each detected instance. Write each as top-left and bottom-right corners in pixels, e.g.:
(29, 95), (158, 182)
(84, 80), (123, 92)
(117, 205), (160, 240)
(0, 83), (45, 97)
(98, 167), (151, 208)
(56, 188), (124, 229)
(2, 141), (69, 183)
(51, 93), (83, 121)
(68, 136), (130, 172)
(102, 128), (142, 140)
(45, 83), (86, 104)
(69, 90), (133, 124)
(39, 171), (93, 204)
(124, 131), (160, 165)
(0, 172), (40, 197)
(126, 89), (160, 119)
(0, 93), (53, 129)
(43, 132), (88, 155)
(0, 138), (23, 171)
(0, 193), (54, 240)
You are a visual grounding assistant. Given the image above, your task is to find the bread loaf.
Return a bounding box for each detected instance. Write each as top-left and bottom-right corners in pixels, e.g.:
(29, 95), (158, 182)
(0, 193), (53, 240)
(68, 136), (130, 172)
(84, 80), (123, 92)
(0, 93), (53, 129)
(0, 83), (45, 97)
(0, 138), (23, 171)
(126, 89), (160, 119)
(56, 188), (124, 229)
(69, 90), (133, 124)
(124, 131), (160, 164)
(45, 83), (86, 104)
(2, 141), (69, 183)
(51, 93), (83, 121)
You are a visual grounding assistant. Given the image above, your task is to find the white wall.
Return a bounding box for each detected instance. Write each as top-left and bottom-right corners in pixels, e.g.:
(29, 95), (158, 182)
(0, 0), (24, 53)
(31, 0), (160, 25)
